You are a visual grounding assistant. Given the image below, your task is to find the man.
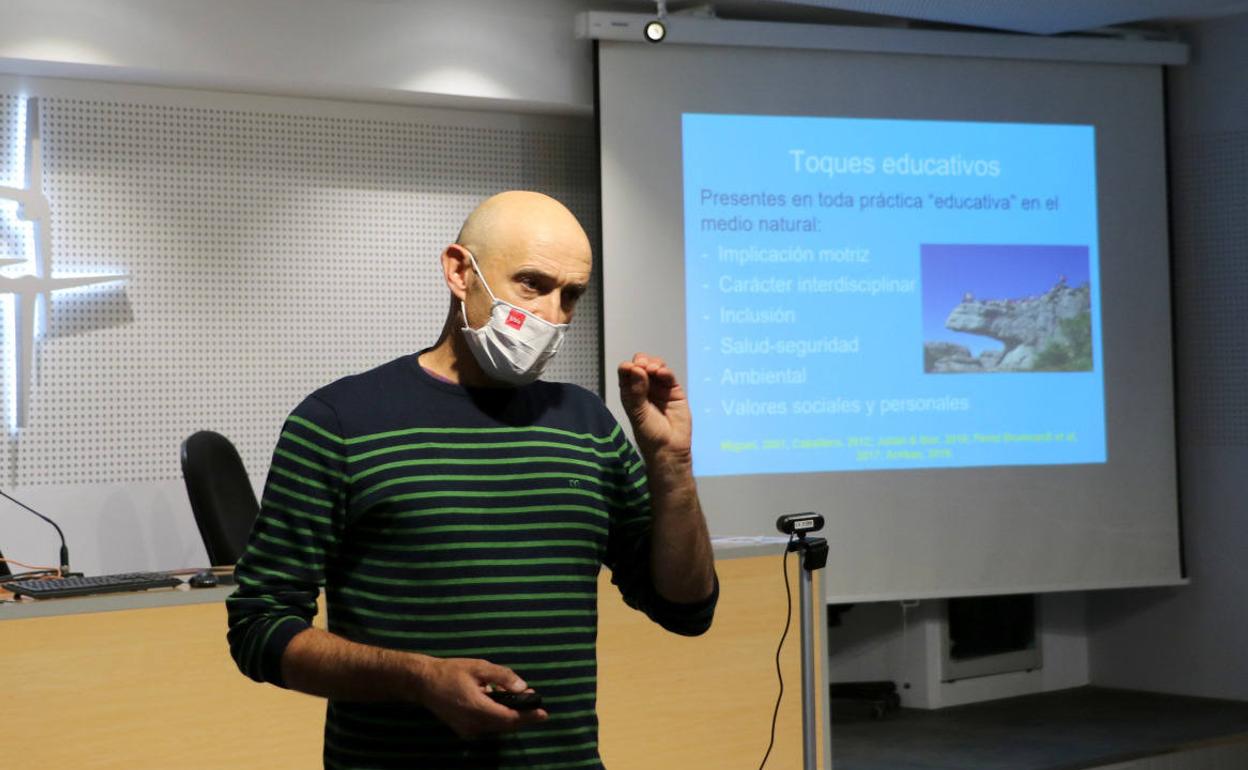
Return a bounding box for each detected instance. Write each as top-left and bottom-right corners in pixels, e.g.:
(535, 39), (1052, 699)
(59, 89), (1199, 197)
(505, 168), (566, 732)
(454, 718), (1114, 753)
(226, 191), (718, 769)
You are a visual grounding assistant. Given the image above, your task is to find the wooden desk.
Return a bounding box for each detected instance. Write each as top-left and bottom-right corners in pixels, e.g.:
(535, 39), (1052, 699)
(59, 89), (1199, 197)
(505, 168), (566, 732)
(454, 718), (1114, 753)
(5, 545), (828, 769)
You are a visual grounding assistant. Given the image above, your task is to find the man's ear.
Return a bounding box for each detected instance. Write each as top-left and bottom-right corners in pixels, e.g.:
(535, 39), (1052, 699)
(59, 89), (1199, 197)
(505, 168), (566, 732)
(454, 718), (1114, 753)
(441, 243), (473, 301)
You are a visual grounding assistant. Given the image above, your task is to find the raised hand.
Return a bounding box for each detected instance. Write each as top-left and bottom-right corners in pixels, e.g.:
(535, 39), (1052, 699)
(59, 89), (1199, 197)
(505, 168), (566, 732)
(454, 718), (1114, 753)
(617, 353), (692, 460)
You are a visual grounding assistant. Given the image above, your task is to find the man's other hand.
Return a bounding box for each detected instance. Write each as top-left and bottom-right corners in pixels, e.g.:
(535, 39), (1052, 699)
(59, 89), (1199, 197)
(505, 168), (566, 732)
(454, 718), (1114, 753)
(416, 657), (548, 738)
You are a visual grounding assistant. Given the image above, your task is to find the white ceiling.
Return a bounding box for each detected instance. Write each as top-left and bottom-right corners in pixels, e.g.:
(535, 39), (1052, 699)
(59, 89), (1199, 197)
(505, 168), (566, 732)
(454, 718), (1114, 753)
(617, 0), (1248, 34)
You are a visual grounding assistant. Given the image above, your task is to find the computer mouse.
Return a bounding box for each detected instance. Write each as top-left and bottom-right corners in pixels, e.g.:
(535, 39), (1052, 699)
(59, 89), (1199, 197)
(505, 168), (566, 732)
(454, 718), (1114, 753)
(188, 570), (219, 588)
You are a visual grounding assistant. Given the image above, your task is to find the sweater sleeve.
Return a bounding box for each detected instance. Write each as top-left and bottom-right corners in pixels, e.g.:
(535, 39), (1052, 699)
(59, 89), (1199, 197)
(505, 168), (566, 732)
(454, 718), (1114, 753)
(600, 423), (719, 637)
(225, 395), (347, 686)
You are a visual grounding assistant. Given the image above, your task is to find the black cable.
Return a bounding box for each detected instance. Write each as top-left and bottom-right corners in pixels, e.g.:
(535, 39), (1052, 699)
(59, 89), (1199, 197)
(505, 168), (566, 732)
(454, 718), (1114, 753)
(0, 487), (71, 575)
(759, 533), (796, 770)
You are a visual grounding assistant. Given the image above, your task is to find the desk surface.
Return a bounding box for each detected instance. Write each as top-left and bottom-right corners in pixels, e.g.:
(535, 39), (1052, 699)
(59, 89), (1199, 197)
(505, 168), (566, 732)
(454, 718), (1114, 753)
(6, 545), (827, 770)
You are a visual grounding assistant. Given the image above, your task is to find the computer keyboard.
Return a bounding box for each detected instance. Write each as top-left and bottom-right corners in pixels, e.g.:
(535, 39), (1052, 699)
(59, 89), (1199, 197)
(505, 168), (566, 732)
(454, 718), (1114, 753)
(3, 571), (182, 599)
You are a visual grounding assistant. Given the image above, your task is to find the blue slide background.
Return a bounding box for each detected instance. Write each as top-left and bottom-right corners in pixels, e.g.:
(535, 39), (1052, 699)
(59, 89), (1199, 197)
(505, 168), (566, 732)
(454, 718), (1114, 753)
(682, 114), (1105, 477)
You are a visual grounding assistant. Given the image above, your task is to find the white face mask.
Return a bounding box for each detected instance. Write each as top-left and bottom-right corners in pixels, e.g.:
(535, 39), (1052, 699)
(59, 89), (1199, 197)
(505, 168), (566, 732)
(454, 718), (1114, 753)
(459, 249), (568, 386)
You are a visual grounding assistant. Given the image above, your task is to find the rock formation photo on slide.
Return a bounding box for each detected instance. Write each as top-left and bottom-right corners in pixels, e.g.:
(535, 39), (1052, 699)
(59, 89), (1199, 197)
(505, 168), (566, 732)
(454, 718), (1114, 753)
(924, 278), (1093, 373)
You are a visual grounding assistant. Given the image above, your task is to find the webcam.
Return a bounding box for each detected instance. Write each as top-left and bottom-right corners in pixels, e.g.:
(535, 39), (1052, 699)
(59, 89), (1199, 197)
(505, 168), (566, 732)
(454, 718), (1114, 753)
(776, 512), (824, 536)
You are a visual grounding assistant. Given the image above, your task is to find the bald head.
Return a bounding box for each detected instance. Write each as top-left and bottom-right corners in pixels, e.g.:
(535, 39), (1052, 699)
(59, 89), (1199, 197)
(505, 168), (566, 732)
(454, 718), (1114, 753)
(441, 191), (593, 334)
(457, 191), (591, 269)
(423, 192), (593, 383)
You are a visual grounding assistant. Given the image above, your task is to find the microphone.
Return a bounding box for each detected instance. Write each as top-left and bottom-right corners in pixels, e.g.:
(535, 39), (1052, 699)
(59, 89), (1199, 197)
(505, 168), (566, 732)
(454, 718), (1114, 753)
(0, 488), (71, 576)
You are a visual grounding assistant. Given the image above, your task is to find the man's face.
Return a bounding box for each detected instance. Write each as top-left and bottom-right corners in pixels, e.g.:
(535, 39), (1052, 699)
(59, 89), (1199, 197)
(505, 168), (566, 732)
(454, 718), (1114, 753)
(465, 236), (592, 328)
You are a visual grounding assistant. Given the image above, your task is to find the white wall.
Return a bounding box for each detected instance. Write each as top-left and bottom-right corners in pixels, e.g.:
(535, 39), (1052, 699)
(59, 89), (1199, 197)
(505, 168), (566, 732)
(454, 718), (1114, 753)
(0, 75), (597, 576)
(826, 594), (1089, 709)
(3, 480), (216, 576)
(0, 0), (607, 583)
(0, 0), (595, 113)
(1087, 13), (1248, 700)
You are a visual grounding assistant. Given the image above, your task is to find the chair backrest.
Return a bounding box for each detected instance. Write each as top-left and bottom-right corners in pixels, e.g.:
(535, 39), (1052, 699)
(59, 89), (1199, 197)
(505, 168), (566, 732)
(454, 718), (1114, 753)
(180, 431), (260, 567)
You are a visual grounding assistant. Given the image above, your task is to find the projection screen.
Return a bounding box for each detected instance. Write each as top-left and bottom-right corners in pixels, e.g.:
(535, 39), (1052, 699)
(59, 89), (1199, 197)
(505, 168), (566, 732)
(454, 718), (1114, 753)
(596, 31), (1183, 601)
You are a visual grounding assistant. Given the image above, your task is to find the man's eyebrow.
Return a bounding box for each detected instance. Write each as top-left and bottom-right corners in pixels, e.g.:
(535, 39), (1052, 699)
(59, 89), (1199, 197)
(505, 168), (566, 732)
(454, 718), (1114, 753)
(513, 267), (557, 281)
(513, 268), (589, 290)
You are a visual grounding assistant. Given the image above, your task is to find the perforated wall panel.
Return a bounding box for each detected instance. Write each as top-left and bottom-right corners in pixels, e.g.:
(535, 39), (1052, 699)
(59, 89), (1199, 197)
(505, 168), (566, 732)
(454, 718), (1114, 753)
(1170, 130), (1248, 447)
(0, 95), (22, 266)
(0, 90), (599, 485)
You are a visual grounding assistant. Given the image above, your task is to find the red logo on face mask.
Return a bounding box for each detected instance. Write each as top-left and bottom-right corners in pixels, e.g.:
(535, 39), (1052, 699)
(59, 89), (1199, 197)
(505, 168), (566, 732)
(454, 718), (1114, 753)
(506, 309), (526, 329)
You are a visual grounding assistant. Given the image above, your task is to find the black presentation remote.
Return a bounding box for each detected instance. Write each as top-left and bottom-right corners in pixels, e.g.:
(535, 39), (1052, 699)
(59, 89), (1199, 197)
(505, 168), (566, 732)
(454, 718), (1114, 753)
(488, 689), (544, 711)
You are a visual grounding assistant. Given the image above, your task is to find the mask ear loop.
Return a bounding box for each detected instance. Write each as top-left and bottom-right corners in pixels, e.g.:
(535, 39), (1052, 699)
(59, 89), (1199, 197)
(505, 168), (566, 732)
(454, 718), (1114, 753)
(462, 247), (501, 303)
(458, 246), (566, 333)
(459, 246), (499, 329)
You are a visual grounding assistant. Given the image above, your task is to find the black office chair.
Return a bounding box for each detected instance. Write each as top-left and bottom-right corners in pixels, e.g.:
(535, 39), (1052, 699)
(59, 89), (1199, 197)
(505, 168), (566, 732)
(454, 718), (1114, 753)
(180, 430), (260, 567)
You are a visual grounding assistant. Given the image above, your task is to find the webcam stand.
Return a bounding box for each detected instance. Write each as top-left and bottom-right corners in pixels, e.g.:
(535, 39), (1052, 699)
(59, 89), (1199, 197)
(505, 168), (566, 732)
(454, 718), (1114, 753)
(790, 529), (829, 770)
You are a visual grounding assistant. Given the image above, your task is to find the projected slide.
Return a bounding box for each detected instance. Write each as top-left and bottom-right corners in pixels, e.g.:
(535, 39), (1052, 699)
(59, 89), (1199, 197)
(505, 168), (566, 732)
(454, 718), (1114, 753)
(683, 114), (1105, 476)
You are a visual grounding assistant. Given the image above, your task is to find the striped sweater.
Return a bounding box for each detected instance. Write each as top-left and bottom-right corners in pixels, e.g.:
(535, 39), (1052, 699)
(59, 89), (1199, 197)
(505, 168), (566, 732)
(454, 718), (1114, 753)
(226, 354), (718, 770)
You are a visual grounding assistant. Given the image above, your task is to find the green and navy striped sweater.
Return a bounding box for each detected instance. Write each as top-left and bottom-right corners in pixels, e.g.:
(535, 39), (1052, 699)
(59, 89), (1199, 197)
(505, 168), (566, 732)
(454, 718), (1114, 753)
(226, 354), (718, 769)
